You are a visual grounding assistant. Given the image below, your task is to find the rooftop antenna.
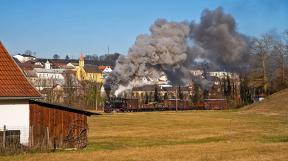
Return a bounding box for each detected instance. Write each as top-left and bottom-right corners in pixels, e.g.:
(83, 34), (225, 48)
(107, 45), (110, 55)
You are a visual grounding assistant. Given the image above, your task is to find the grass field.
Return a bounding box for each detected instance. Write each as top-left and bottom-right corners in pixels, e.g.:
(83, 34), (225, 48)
(1, 90), (288, 161)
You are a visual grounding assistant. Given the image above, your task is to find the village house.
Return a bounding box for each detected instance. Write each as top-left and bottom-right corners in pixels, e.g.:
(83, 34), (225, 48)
(190, 69), (204, 77)
(66, 62), (76, 69)
(127, 85), (192, 103)
(13, 54), (36, 63)
(208, 71), (240, 80)
(40, 72), (84, 106)
(98, 65), (112, 73)
(98, 65), (112, 79)
(133, 73), (171, 88)
(0, 42), (97, 149)
(23, 69), (38, 85)
(35, 59), (78, 69)
(34, 60), (65, 80)
(31, 60), (65, 90)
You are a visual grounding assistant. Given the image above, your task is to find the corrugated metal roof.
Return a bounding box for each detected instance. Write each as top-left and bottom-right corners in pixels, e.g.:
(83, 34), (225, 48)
(29, 100), (100, 116)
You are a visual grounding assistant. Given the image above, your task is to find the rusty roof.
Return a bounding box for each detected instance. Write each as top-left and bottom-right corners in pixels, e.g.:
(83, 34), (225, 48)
(84, 64), (102, 73)
(0, 42), (42, 98)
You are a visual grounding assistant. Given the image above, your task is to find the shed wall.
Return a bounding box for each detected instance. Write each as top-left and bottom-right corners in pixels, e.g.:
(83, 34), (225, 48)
(29, 103), (88, 149)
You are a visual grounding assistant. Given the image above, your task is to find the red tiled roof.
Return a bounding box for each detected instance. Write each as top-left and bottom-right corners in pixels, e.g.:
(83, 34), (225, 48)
(98, 65), (111, 71)
(0, 42), (41, 98)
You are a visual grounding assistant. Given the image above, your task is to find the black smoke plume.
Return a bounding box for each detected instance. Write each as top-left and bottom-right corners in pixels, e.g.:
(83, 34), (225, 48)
(105, 7), (250, 96)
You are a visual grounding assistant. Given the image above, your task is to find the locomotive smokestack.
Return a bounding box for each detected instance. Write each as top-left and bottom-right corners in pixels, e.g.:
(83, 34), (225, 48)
(101, 82), (111, 98)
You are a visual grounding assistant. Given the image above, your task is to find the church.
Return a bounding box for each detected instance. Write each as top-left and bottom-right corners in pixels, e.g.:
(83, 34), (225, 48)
(76, 54), (104, 83)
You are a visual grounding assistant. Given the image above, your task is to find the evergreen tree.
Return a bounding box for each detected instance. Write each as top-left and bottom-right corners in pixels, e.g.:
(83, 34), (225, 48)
(232, 80), (236, 98)
(227, 75), (232, 97)
(53, 54), (60, 59)
(192, 84), (200, 103)
(65, 54), (70, 60)
(240, 77), (253, 105)
(202, 66), (209, 99)
(164, 92), (168, 100)
(154, 86), (159, 102)
(223, 75), (232, 98)
(145, 92), (149, 104)
(203, 89), (209, 99)
(148, 92), (152, 102)
(223, 77), (227, 96)
(178, 86), (184, 100)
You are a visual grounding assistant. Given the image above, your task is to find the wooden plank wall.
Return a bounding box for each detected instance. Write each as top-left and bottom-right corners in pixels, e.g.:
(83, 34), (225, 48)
(29, 103), (88, 149)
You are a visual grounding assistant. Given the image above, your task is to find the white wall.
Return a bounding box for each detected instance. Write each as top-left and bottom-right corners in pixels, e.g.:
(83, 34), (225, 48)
(36, 73), (64, 79)
(0, 100), (30, 145)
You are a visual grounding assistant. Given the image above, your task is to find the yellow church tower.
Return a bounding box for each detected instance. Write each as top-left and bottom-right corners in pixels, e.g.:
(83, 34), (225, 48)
(79, 53), (84, 67)
(76, 53), (86, 80)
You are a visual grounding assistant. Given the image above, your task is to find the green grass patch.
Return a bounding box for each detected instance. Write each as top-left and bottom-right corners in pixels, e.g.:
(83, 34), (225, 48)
(262, 135), (288, 143)
(85, 135), (226, 152)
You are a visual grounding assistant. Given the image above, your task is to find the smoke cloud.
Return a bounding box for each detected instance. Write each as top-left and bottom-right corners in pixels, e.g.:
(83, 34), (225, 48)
(189, 7), (249, 71)
(105, 7), (250, 96)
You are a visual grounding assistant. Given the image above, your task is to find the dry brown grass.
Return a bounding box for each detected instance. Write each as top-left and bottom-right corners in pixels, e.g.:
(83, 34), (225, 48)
(244, 88), (288, 116)
(1, 90), (288, 161)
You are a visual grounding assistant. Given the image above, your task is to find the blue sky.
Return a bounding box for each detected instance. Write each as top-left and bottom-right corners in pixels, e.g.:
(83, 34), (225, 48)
(0, 0), (287, 58)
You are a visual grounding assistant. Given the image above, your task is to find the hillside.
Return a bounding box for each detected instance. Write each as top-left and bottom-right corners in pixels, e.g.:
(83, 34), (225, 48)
(244, 88), (288, 115)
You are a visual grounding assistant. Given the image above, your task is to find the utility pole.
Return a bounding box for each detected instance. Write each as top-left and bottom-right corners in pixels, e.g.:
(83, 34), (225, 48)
(176, 87), (178, 112)
(95, 86), (98, 111)
(95, 81), (98, 111)
(3, 125), (6, 149)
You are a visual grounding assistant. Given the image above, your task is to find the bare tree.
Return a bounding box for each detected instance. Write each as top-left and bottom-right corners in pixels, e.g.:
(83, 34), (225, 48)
(64, 72), (77, 106)
(251, 34), (274, 94)
(273, 39), (288, 88)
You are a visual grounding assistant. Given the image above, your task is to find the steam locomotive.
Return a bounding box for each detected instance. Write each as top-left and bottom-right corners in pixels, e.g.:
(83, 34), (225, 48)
(103, 97), (227, 113)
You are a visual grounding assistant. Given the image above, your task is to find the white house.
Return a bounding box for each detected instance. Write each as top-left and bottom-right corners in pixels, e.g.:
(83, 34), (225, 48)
(33, 60), (65, 90)
(98, 66), (113, 79)
(102, 66), (112, 73)
(208, 71), (232, 79)
(139, 72), (171, 87)
(34, 60), (65, 79)
(190, 69), (204, 77)
(66, 62), (76, 69)
(208, 71), (240, 80)
(0, 42), (42, 145)
(34, 68), (65, 80)
(13, 54), (36, 63)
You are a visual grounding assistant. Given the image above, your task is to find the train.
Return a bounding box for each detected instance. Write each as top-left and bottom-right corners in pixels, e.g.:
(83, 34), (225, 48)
(104, 97), (227, 113)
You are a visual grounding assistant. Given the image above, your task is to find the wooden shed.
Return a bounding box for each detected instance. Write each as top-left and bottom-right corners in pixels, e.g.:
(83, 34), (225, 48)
(29, 100), (97, 149)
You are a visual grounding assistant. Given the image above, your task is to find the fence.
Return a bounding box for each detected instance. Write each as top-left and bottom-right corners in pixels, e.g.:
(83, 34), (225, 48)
(0, 123), (88, 153)
(0, 125), (29, 154)
(0, 126), (21, 149)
